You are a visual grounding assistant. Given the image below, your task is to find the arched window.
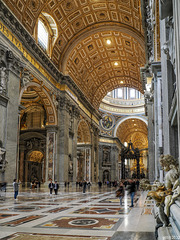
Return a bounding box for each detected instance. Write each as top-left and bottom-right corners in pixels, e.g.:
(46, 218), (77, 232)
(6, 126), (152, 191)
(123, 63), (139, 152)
(34, 13), (58, 57)
(130, 89), (135, 99)
(117, 88), (123, 98)
(106, 87), (143, 100)
(38, 19), (48, 51)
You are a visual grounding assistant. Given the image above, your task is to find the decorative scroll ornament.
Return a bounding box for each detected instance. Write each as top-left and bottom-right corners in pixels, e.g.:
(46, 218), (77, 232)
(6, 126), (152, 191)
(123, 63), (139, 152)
(21, 69), (33, 88)
(52, 94), (58, 110)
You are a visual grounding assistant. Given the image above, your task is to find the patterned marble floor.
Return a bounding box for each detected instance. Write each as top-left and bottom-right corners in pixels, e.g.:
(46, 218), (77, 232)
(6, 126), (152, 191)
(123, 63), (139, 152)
(0, 185), (156, 240)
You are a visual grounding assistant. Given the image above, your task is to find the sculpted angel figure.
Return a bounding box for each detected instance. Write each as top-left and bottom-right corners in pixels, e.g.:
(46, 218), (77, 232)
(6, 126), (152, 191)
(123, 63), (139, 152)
(148, 155), (180, 226)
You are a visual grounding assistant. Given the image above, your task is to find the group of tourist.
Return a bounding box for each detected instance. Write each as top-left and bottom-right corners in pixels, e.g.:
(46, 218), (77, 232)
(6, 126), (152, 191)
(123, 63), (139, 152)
(49, 179), (59, 195)
(30, 179), (41, 189)
(12, 178), (139, 205)
(116, 179), (139, 207)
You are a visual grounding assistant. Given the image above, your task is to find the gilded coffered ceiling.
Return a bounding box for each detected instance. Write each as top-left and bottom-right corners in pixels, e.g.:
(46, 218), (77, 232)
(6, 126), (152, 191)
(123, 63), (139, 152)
(4, 0), (145, 109)
(116, 118), (148, 149)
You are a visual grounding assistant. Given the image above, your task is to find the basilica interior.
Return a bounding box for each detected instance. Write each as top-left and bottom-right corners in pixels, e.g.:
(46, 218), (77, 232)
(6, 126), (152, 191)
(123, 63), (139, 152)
(0, 0), (180, 239)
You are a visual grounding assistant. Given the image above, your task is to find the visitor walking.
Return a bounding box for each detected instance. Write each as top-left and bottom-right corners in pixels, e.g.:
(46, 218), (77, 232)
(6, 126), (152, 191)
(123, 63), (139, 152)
(13, 179), (21, 200)
(54, 181), (59, 195)
(82, 179), (87, 193)
(48, 179), (54, 195)
(116, 182), (125, 206)
(128, 179), (136, 207)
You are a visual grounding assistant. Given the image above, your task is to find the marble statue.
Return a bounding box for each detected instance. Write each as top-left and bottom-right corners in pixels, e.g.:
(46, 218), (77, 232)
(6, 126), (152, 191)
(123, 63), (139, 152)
(147, 155), (180, 226)
(0, 67), (7, 94)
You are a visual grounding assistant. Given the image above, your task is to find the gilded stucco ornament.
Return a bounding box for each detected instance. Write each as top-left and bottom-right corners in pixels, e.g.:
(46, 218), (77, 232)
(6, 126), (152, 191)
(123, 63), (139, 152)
(21, 69), (33, 88)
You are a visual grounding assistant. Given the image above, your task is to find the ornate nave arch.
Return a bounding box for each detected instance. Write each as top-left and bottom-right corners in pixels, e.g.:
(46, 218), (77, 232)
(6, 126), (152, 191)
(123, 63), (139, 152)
(114, 116), (148, 137)
(19, 81), (58, 183)
(19, 81), (57, 126)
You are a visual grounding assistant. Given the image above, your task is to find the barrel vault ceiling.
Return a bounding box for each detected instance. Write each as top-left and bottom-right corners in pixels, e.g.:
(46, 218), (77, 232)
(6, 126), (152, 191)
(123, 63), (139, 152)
(4, 0), (145, 109)
(116, 118), (148, 149)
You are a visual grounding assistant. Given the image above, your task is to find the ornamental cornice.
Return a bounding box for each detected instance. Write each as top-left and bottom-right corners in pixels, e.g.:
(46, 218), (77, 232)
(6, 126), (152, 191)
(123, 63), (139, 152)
(6, 50), (23, 77)
(141, 0), (153, 63)
(72, 106), (80, 120)
(60, 75), (101, 120)
(57, 95), (73, 114)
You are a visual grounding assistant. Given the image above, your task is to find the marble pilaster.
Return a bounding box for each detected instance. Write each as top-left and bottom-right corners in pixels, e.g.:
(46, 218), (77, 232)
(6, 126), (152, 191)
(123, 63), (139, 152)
(72, 106), (80, 183)
(98, 145), (103, 182)
(2, 49), (22, 183)
(147, 101), (155, 182)
(173, 0), (180, 167)
(45, 125), (58, 182)
(56, 95), (72, 184)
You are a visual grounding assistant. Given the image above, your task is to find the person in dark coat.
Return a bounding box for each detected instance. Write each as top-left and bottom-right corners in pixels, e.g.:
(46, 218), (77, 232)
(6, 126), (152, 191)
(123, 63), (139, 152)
(82, 180), (87, 193)
(54, 181), (59, 195)
(128, 179), (136, 207)
(48, 179), (54, 195)
(116, 182), (125, 206)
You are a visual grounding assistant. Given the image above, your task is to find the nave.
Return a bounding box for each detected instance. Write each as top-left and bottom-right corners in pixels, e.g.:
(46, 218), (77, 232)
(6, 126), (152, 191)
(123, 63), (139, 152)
(0, 186), (155, 240)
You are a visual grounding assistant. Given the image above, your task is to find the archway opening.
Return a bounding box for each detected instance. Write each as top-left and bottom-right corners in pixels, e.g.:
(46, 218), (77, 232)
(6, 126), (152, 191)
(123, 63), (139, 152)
(77, 119), (91, 182)
(19, 83), (57, 185)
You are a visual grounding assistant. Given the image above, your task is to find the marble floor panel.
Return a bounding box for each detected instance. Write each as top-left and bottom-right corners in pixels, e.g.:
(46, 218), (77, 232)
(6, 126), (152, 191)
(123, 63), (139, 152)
(0, 215), (45, 227)
(0, 214), (18, 219)
(70, 207), (130, 215)
(1, 232), (111, 240)
(43, 207), (71, 213)
(37, 216), (122, 230)
(0, 205), (46, 212)
(0, 186), (156, 239)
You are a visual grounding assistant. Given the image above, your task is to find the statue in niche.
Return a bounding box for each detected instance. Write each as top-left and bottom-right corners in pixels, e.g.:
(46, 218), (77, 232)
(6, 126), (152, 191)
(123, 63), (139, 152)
(147, 154), (180, 227)
(103, 148), (110, 163)
(0, 141), (7, 172)
(0, 67), (7, 94)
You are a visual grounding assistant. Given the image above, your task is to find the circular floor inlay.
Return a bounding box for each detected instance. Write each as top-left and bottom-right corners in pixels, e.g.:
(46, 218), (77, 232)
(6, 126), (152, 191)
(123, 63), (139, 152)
(68, 219), (99, 226)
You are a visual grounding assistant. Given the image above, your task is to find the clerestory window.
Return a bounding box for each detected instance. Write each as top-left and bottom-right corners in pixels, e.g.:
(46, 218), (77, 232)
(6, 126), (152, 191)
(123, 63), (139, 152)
(38, 19), (49, 51)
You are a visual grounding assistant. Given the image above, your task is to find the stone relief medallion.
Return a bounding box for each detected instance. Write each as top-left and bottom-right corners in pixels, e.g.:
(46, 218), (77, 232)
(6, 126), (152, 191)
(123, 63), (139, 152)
(100, 115), (114, 131)
(68, 219), (98, 226)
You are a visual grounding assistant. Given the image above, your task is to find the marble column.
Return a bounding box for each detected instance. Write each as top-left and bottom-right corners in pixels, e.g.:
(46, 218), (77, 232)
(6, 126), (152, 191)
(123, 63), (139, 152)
(72, 106), (80, 183)
(2, 50), (22, 183)
(110, 146), (118, 181)
(0, 45), (8, 181)
(57, 95), (71, 184)
(98, 145), (103, 182)
(19, 143), (25, 183)
(90, 125), (99, 183)
(147, 101), (155, 182)
(173, 0), (180, 167)
(152, 62), (162, 180)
